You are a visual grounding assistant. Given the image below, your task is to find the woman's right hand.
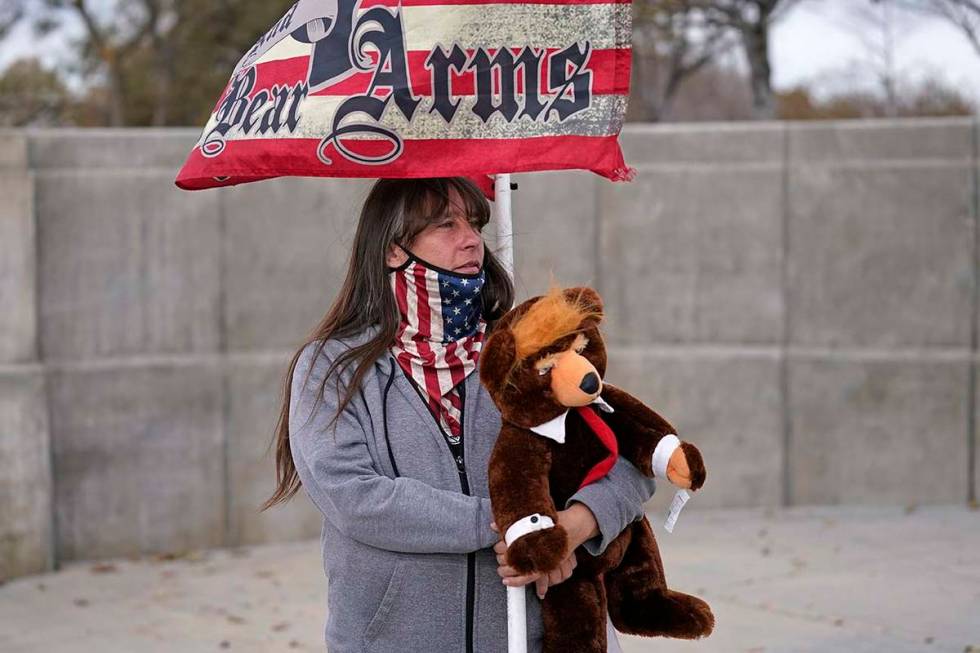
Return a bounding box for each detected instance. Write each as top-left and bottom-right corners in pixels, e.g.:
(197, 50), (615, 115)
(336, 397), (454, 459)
(491, 521), (578, 600)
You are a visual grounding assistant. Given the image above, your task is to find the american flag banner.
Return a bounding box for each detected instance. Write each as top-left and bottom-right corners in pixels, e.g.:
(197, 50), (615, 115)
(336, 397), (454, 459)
(389, 259), (487, 441)
(174, 0), (635, 194)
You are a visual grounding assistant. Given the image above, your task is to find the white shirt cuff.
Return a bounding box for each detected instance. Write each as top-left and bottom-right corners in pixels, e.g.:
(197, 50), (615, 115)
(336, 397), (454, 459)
(504, 513), (556, 547)
(651, 434), (681, 479)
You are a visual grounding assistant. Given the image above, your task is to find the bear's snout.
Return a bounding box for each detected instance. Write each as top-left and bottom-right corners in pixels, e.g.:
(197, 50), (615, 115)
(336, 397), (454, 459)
(551, 349), (602, 407)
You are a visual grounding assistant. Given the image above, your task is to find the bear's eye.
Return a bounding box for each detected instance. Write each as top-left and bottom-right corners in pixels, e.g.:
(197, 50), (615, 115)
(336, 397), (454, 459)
(536, 360), (555, 376)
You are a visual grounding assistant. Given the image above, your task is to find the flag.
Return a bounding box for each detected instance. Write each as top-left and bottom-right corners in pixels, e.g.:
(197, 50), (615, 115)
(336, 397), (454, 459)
(175, 0), (635, 196)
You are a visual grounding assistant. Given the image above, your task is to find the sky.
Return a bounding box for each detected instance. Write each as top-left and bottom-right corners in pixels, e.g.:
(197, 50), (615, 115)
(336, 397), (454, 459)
(770, 1), (980, 103)
(1, 0), (979, 103)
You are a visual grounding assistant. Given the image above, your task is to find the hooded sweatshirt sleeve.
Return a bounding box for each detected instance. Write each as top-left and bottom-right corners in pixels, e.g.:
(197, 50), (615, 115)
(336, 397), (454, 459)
(564, 456), (657, 556)
(288, 341), (497, 554)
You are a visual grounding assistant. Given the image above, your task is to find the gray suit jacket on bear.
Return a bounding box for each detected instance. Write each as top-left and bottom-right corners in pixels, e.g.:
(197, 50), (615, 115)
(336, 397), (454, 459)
(288, 325), (657, 653)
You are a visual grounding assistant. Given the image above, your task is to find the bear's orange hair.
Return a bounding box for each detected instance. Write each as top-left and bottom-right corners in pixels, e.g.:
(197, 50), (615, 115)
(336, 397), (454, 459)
(510, 284), (603, 362)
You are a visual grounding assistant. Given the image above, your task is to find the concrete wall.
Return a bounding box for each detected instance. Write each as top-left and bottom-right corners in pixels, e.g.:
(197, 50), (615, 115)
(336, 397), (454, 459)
(0, 133), (51, 582)
(603, 120), (976, 516)
(0, 118), (976, 579)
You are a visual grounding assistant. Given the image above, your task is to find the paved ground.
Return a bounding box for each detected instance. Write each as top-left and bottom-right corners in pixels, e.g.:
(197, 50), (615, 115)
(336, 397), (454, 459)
(1, 505), (978, 653)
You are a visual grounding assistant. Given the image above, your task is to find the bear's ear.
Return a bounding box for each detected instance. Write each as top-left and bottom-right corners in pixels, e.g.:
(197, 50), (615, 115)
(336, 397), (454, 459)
(479, 327), (517, 394)
(563, 287), (604, 319)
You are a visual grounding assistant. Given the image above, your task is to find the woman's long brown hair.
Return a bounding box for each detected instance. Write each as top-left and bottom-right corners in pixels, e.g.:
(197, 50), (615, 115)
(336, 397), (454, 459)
(262, 177), (515, 510)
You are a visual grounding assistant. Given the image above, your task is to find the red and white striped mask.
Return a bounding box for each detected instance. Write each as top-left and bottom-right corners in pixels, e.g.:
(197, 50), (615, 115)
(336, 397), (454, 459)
(388, 251), (487, 441)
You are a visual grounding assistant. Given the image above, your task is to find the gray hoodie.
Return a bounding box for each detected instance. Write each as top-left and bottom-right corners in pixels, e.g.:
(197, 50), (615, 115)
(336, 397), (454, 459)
(288, 325), (657, 653)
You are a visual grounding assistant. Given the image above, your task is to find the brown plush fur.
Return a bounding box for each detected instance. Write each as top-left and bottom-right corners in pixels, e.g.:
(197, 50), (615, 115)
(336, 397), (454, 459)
(481, 287), (714, 652)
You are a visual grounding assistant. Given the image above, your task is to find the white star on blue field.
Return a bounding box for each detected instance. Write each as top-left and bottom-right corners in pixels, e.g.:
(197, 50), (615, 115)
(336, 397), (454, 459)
(440, 277), (483, 341)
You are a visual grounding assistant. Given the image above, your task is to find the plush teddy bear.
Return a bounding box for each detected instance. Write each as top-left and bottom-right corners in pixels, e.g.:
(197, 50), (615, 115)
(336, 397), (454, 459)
(479, 285), (714, 653)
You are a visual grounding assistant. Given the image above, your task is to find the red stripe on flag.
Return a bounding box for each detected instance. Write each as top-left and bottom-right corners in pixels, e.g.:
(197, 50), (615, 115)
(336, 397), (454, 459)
(176, 134), (633, 191)
(394, 268), (410, 317)
(396, 351), (417, 379)
(361, 0), (629, 5)
(412, 264), (445, 404)
(251, 48), (630, 98)
(448, 391), (463, 411)
(444, 340), (466, 389)
(411, 263), (433, 343)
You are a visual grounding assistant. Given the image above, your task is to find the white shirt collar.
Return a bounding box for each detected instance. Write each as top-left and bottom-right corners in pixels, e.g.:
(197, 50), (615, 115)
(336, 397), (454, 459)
(529, 396), (614, 444)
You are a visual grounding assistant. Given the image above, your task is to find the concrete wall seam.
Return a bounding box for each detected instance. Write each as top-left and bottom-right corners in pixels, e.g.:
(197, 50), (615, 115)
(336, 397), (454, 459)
(970, 116), (979, 505)
(779, 122), (792, 508)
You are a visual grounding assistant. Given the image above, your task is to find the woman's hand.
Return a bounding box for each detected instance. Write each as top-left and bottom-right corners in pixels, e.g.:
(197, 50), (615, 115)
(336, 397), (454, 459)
(490, 505), (598, 599)
(492, 534), (576, 600)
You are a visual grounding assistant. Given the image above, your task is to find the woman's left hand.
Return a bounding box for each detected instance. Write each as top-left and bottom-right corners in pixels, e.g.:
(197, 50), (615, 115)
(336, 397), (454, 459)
(491, 507), (596, 599)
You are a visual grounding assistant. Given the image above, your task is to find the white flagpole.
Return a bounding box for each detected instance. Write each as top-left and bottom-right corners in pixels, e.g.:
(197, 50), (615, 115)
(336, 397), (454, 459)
(492, 173), (525, 653)
(494, 173), (515, 277)
(506, 583), (527, 653)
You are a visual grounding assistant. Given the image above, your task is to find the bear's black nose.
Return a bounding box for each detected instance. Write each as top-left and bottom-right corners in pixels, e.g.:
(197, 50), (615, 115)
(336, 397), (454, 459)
(579, 372), (599, 394)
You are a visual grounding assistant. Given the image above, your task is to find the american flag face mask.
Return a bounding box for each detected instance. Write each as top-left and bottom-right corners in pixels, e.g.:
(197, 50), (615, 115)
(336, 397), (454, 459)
(388, 248), (487, 440)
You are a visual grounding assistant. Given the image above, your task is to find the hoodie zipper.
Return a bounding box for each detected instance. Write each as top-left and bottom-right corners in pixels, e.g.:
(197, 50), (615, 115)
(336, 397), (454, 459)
(391, 360), (475, 653)
(456, 381), (475, 653)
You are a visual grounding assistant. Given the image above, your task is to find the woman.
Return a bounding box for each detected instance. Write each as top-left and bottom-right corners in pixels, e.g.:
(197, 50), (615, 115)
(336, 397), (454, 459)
(264, 177), (657, 652)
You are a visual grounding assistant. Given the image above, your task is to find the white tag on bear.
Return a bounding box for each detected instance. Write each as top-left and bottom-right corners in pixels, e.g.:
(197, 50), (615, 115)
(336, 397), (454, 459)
(664, 489), (691, 533)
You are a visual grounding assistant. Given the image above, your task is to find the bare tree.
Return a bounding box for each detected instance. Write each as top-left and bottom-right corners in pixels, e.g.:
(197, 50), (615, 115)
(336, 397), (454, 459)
(631, 0), (738, 121)
(685, 0), (802, 120)
(0, 2), (25, 40)
(668, 59), (755, 120)
(58, 0), (164, 126)
(778, 75), (973, 119)
(4, 0), (295, 126)
(854, 1), (903, 116)
(835, 0), (920, 118)
(0, 56), (73, 125)
(896, 0), (980, 56)
(4, 0), (166, 125)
